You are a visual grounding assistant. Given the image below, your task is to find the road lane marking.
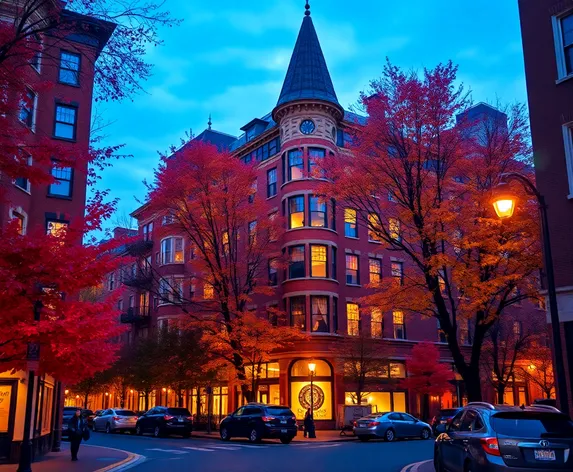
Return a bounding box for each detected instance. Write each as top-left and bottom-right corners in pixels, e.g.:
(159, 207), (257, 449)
(302, 444), (341, 449)
(146, 448), (188, 455)
(208, 446), (242, 450)
(400, 459), (432, 472)
(182, 446), (217, 452)
(229, 444), (268, 448)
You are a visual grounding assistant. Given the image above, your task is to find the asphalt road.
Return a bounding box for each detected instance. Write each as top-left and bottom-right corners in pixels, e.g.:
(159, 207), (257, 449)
(85, 431), (434, 472)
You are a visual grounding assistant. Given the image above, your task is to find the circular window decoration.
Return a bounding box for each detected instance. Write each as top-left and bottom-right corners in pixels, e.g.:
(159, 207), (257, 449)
(298, 384), (325, 411)
(300, 119), (316, 135)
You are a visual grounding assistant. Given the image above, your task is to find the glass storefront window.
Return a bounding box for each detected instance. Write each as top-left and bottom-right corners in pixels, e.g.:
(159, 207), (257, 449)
(390, 362), (406, 378)
(269, 384), (280, 405)
(393, 392), (406, 412)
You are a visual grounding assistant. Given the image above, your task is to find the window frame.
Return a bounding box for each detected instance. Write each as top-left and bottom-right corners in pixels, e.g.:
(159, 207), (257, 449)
(288, 245), (306, 279)
(553, 11), (573, 80)
(267, 167), (277, 198)
(309, 195), (327, 228)
(310, 244), (328, 278)
(344, 208), (358, 238)
(369, 258), (382, 284)
(393, 310), (406, 339)
(48, 163), (73, 198)
(268, 258), (278, 286)
(160, 236), (184, 265)
(289, 296), (306, 330)
(288, 195), (305, 229)
(562, 123), (573, 198)
(345, 254), (359, 285)
(287, 149), (304, 181)
(19, 89), (37, 130)
(53, 103), (78, 141)
(346, 302), (360, 336)
(391, 261), (404, 286)
(371, 308), (383, 338)
(14, 154), (32, 193)
(58, 50), (81, 86)
(310, 295), (329, 333)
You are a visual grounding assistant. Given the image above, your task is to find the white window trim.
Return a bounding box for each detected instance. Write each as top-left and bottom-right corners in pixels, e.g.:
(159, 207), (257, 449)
(19, 89), (37, 132)
(562, 123), (573, 199)
(159, 236), (184, 265)
(553, 11), (573, 81)
(13, 155), (32, 193)
(9, 206), (28, 234)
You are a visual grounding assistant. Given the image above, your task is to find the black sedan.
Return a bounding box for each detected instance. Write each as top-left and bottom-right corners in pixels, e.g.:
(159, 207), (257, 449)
(220, 403), (297, 444)
(135, 406), (192, 438)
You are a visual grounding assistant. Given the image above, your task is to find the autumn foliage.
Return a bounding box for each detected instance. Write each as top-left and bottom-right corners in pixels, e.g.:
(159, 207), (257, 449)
(322, 61), (540, 401)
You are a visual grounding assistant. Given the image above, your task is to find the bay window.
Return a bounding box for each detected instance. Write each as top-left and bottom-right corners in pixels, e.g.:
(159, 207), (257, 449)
(288, 245), (305, 278)
(288, 149), (304, 181)
(310, 244), (328, 277)
(290, 296), (306, 329)
(309, 195), (327, 227)
(311, 296), (329, 333)
(288, 195), (305, 228)
(161, 236), (184, 264)
(308, 148), (326, 177)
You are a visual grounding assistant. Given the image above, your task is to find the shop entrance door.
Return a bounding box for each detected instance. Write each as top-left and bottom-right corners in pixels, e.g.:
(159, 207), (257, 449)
(0, 381), (17, 462)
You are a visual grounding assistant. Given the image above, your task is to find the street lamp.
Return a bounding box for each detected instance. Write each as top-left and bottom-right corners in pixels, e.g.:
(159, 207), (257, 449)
(17, 298), (42, 472)
(307, 362), (316, 439)
(492, 172), (569, 416)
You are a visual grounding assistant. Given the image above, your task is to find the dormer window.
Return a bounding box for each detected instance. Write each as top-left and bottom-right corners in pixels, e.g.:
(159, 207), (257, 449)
(246, 127), (256, 142)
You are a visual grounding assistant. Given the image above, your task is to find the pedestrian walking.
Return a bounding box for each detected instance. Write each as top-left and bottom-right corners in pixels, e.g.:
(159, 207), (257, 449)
(303, 408), (313, 438)
(68, 409), (86, 461)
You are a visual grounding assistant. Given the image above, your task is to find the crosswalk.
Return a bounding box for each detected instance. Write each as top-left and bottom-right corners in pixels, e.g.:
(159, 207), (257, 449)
(146, 442), (343, 455)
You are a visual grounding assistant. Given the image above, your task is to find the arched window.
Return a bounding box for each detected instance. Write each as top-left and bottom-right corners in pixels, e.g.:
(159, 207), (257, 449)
(289, 359), (333, 420)
(290, 359), (331, 378)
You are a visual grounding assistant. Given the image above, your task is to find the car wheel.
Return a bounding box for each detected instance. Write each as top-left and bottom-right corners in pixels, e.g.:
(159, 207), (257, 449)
(105, 423), (111, 434)
(280, 436), (292, 444)
(421, 427), (431, 440)
(434, 450), (445, 472)
(248, 428), (261, 443)
(154, 426), (163, 438)
(384, 428), (395, 442)
(358, 435), (370, 442)
(220, 427), (231, 441)
(136, 425), (142, 436)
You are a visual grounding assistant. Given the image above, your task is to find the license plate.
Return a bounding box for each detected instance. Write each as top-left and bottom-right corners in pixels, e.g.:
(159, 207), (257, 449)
(534, 449), (556, 461)
(280, 420), (287, 424)
(281, 429), (287, 433)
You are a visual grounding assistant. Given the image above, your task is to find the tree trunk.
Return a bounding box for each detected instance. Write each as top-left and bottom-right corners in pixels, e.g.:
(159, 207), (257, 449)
(463, 365), (482, 402)
(84, 393), (89, 409)
(422, 394), (430, 422)
(144, 391), (149, 411)
(241, 384), (255, 403)
(178, 390), (183, 407)
(497, 384), (505, 404)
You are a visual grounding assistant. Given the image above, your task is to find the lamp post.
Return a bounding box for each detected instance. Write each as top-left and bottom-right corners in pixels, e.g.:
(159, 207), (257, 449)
(492, 172), (569, 416)
(308, 362), (316, 439)
(17, 299), (43, 472)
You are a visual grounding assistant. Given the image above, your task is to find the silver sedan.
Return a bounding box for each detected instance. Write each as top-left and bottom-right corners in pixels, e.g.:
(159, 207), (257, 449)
(93, 408), (138, 433)
(353, 412), (432, 442)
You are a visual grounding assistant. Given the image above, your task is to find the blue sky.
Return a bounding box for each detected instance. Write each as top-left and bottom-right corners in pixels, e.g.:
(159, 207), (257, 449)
(97, 0), (527, 229)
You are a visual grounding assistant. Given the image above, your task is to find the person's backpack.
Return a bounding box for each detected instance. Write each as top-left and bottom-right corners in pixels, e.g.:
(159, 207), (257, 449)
(82, 427), (90, 441)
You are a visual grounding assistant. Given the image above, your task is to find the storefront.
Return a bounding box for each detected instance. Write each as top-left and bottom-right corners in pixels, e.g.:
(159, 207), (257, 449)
(289, 359), (334, 422)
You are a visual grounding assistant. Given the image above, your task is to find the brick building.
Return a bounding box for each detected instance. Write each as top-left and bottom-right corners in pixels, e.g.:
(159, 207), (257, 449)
(518, 0), (573, 414)
(0, 2), (113, 463)
(98, 5), (548, 428)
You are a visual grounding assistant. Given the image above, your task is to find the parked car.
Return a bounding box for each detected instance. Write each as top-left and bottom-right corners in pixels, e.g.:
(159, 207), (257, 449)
(86, 409), (103, 429)
(353, 412), (432, 442)
(430, 408), (462, 434)
(219, 403), (298, 444)
(93, 408), (138, 433)
(434, 402), (573, 471)
(135, 406), (192, 438)
(533, 398), (557, 408)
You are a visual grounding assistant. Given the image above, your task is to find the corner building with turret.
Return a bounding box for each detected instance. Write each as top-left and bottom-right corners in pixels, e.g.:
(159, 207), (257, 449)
(98, 5), (548, 428)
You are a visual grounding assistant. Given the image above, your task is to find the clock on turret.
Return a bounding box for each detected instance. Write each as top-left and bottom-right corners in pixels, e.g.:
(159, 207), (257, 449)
(300, 119), (316, 135)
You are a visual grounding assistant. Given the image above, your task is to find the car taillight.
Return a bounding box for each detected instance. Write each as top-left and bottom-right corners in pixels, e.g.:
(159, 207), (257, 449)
(261, 416), (276, 422)
(187, 416), (193, 422)
(291, 416), (296, 421)
(164, 415), (174, 421)
(368, 422), (378, 427)
(352, 420), (357, 427)
(112, 416), (120, 421)
(480, 437), (500, 456)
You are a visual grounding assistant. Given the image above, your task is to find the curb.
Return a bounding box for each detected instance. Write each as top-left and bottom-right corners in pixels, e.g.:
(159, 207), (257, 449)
(84, 445), (145, 472)
(399, 459), (432, 472)
(191, 432), (358, 443)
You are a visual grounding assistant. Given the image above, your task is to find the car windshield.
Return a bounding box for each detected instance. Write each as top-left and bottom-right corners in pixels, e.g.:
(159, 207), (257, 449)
(167, 408), (191, 416)
(491, 412), (573, 438)
(266, 407), (294, 416)
(439, 409), (458, 416)
(116, 410), (137, 416)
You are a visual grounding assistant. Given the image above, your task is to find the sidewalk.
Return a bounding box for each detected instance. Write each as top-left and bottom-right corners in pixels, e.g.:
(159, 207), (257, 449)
(192, 429), (357, 443)
(0, 444), (141, 472)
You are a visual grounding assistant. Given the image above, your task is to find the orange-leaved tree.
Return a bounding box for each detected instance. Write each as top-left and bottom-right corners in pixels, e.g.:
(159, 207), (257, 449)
(147, 142), (305, 401)
(323, 61), (540, 401)
(400, 343), (454, 420)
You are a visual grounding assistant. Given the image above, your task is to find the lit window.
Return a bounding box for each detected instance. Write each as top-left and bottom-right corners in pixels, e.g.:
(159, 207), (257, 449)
(203, 282), (214, 300)
(344, 208), (358, 238)
(288, 245), (305, 279)
(267, 168), (277, 197)
(161, 237), (184, 264)
(54, 104), (77, 140)
(309, 196), (327, 227)
(48, 165), (72, 197)
(389, 218), (401, 242)
(368, 213), (382, 242)
(346, 254), (359, 285)
(553, 12), (573, 78)
(222, 231), (230, 254)
(371, 308), (383, 338)
(308, 148), (326, 177)
(288, 149), (304, 181)
(369, 258), (382, 284)
(290, 296), (306, 330)
(12, 211), (26, 235)
(347, 303), (360, 336)
(14, 154), (32, 192)
(391, 261), (403, 285)
(310, 244), (328, 278)
(47, 220), (68, 237)
(311, 296), (329, 333)
(389, 362), (406, 378)
(19, 89), (36, 129)
(268, 258), (279, 286)
(393, 310), (405, 339)
(59, 51), (80, 85)
(288, 195), (305, 229)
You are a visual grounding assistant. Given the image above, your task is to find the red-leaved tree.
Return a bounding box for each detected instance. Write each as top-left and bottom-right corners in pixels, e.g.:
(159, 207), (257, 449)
(400, 343), (454, 420)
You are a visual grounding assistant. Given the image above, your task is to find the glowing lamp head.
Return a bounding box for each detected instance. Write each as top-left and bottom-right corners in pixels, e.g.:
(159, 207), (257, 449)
(162, 387), (167, 392)
(64, 389), (69, 395)
(491, 183), (517, 219)
(105, 392), (109, 396)
(130, 389), (134, 394)
(76, 395), (79, 399)
(308, 362), (316, 374)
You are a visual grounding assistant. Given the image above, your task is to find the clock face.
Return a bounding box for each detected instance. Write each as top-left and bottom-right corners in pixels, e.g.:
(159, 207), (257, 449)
(300, 119), (316, 135)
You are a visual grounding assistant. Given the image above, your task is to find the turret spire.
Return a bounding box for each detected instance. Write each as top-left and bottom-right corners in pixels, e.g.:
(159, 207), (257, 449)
(305, 1), (310, 16)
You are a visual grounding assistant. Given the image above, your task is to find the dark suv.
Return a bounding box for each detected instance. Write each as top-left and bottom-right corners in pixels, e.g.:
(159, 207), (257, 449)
(219, 403), (298, 444)
(135, 406), (192, 438)
(434, 402), (573, 471)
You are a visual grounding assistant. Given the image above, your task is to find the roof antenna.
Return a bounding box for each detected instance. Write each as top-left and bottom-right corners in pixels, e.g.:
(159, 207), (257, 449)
(305, 1), (310, 16)
(207, 114), (212, 130)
